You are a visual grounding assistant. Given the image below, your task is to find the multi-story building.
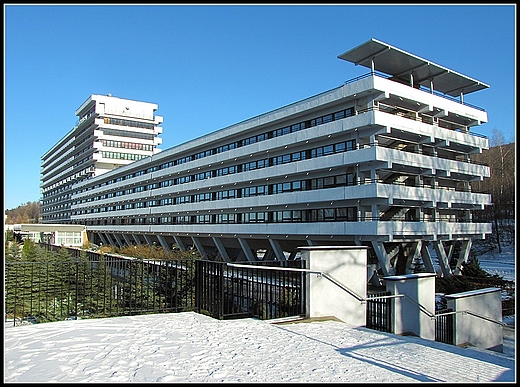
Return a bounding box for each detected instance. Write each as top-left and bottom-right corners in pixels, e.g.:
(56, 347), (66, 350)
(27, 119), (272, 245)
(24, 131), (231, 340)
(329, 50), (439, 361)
(40, 94), (163, 223)
(68, 39), (492, 279)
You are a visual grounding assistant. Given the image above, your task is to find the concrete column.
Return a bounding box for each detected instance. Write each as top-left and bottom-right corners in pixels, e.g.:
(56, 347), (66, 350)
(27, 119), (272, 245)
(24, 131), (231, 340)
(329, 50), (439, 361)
(433, 241), (452, 278)
(112, 234), (124, 248)
(191, 236), (207, 259)
(268, 238), (286, 261)
(238, 238), (256, 262)
(173, 236), (187, 251)
(446, 287), (503, 352)
(405, 241), (421, 274)
(212, 237), (230, 262)
(105, 233), (116, 246)
(420, 241), (436, 273)
(453, 239), (471, 275)
(122, 234), (133, 246)
(157, 235), (170, 251)
(98, 233), (108, 246)
(143, 234), (154, 246)
(371, 241), (392, 276)
(299, 246), (368, 327)
(384, 273), (436, 340)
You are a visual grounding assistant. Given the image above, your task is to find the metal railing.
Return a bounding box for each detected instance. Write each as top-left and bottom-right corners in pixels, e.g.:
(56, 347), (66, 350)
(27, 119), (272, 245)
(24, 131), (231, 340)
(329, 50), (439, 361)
(196, 260), (306, 320)
(366, 291), (393, 332)
(5, 256), (196, 326)
(345, 71), (486, 112)
(435, 308), (454, 344)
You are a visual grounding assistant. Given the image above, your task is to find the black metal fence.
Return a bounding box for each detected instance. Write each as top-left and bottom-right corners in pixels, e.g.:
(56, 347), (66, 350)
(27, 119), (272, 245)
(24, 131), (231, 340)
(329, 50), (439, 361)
(366, 291), (392, 333)
(5, 245), (306, 325)
(5, 253), (196, 325)
(195, 260), (306, 320)
(435, 308), (454, 344)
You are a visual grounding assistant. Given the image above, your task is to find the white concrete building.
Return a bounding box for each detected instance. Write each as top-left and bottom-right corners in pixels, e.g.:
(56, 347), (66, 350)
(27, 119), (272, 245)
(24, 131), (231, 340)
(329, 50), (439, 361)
(65, 39), (491, 279)
(8, 223), (87, 247)
(40, 94), (163, 224)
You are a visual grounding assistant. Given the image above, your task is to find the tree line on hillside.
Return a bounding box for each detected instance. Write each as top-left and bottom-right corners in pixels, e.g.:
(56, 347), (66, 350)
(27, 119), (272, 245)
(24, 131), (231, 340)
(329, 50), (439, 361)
(470, 129), (515, 253)
(5, 201), (40, 224)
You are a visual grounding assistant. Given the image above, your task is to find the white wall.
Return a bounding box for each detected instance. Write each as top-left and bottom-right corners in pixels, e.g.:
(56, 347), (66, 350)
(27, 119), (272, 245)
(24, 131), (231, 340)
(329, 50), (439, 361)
(446, 288), (503, 352)
(384, 273), (436, 340)
(300, 246), (368, 326)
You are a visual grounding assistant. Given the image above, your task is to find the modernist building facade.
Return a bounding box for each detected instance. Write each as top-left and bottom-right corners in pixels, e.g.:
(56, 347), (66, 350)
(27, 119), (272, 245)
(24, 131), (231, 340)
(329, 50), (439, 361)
(40, 94), (163, 224)
(59, 39), (491, 279)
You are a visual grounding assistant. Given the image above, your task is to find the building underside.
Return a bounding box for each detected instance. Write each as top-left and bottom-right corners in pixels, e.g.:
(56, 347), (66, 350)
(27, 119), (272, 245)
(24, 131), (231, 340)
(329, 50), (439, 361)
(89, 229), (478, 282)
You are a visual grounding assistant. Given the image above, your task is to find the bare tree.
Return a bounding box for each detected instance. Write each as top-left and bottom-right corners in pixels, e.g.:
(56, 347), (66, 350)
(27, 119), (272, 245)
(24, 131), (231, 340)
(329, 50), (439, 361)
(471, 128), (515, 252)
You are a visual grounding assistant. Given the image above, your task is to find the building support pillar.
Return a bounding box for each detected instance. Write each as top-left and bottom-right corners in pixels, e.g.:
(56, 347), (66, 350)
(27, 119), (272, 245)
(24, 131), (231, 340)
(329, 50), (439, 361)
(420, 242), (436, 274)
(174, 236), (187, 251)
(191, 236), (207, 259)
(122, 234), (133, 246)
(238, 238), (255, 262)
(371, 241), (392, 276)
(268, 238), (286, 261)
(453, 239), (472, 275)
(113, 234), (124, 248)
(143, 234), (154, 247)
(157, 235), (170, 251)
(98, 233), (108, 246)
(105, 233), (116, 246)
(433, 240), (452, 278)
(405, 241), (421, 274)
(212, 237), (230, 262)
(132, 234), (141, 245)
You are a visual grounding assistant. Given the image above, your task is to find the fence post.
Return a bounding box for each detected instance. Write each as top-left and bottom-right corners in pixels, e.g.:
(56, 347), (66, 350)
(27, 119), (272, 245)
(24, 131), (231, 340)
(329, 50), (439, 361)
(384, 273), (436, 340)
(299, 246), (368, 327)
(445, 287), (503, 352)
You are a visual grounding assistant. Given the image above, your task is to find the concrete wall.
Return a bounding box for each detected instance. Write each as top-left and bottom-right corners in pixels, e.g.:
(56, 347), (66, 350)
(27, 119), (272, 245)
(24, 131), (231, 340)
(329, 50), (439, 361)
(384, 273), (436, 340)
(446, 288), (503, 352)
(300, 246), (368, 327)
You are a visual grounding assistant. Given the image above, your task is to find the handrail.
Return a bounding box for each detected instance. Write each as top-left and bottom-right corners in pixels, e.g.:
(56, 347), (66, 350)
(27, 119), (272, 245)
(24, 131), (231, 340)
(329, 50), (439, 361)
(226, 262), (367, 302)
(346, 72), (486, 112)
(226, 263), (506, 327)
(435, 309), (507, 327)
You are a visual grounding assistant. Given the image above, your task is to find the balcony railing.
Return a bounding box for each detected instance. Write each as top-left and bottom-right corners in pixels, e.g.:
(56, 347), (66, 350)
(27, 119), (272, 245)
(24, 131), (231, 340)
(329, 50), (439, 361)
(345, 71), (485, 112)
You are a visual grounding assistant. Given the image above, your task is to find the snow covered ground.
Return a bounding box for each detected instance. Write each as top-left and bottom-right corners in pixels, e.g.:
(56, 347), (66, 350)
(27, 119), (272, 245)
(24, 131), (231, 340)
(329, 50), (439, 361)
(477, 244), (516, 282)
(4, 242), (515, 383)
(3, 311), (515, 383)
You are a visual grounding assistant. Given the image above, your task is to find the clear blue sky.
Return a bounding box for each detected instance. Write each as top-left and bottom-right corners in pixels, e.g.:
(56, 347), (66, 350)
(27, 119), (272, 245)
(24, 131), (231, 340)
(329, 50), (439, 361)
(4, 4), (516, 211)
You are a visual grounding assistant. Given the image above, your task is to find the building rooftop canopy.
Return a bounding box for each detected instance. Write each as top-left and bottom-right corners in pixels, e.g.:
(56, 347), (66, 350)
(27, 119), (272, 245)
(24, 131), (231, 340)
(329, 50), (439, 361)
(338, 38), (489, 97)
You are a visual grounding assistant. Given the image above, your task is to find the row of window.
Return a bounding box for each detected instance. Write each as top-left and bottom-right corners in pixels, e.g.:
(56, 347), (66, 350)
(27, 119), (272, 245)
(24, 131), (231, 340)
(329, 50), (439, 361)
(75, 173), (356, 213)
(85, 106), (356, 190)
(102, 128), (156, 141)
(100, 151), (150, 161)
(103, 117), (155, 130)
(101, 139), (155, 151)
(77, 139), (356, 206)
(86, 207), (359, 226)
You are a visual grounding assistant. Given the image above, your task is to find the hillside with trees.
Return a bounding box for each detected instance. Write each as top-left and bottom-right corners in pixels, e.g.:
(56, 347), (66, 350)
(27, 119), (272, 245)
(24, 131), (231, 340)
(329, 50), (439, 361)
(470, 130), (515, 253)
(5, 201), (41, 224)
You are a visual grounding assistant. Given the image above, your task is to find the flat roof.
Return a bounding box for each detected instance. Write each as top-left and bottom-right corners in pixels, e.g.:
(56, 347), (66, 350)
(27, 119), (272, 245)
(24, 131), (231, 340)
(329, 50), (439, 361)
(13, 224), (86, 232)
(338, 38), (489, 97)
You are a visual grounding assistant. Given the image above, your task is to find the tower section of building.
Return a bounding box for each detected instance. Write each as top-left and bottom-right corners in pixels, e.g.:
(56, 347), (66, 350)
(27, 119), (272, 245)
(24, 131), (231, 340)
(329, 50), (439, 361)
(40, 94), (163, 223)
(69, 39), (492, 278)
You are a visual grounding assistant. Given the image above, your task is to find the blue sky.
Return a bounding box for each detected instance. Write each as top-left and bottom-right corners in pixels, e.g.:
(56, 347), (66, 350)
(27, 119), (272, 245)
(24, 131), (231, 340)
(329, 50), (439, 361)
(4, 4), (516, 211)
